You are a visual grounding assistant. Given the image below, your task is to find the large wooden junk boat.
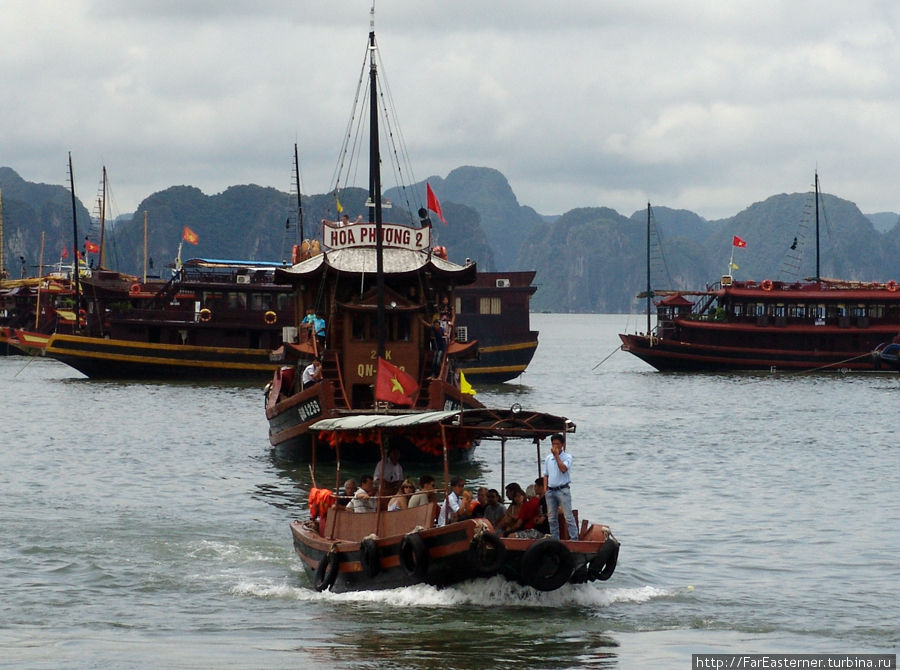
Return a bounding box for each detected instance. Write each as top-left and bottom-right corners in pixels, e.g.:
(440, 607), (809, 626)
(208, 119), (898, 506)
(292, 408), (619, 593)
(264, 17), (483, 461)
(619, 176), (900, 372)
(12, 258), (295, 378)
(454, 271), (538, 384)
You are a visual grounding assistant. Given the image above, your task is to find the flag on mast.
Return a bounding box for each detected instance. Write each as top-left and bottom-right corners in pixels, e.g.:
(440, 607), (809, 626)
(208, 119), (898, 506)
(426, 183), (447, 224)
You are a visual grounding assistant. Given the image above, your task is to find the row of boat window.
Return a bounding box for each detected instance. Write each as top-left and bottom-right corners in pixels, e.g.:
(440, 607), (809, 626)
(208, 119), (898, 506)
(201, 291), (293, 312)
(728, 303), (897, 319)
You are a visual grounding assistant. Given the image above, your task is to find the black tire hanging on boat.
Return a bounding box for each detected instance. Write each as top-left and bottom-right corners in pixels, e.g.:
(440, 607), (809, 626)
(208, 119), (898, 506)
(399, 533), (429, 578)
(313, 551), (341, 592)
(359, 538), (382, 578)
(468, 532), (507, 575)
(520, 539), (575, 592)
(587, 537), (620, 582)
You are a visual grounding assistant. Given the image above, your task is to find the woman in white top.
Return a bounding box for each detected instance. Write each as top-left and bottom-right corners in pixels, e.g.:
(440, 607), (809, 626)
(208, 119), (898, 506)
(387, 479), (416, 511)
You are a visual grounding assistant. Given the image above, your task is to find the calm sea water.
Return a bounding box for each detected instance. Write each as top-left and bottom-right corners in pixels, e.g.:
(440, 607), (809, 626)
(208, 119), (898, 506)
(1, 313), (897, 669)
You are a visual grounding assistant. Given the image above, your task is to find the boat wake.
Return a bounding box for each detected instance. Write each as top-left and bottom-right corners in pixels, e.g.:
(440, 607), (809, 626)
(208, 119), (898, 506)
(232, 575), (674, 609)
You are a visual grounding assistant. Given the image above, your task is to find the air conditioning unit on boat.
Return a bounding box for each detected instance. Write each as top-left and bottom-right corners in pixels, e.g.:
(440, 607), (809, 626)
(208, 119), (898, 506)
(455, 326), (469, 343)
(236, 274), (250, 284)
(721, 275), (733, 287)
(495, 278), (511, 288)
(282, 326), (299, 344)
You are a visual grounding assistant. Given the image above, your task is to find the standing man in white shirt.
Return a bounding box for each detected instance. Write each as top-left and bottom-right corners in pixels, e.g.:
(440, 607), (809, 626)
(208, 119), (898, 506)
(543, 433), (578, 540)
(373, 446), (404, 495)
(437, 477), (466, 526)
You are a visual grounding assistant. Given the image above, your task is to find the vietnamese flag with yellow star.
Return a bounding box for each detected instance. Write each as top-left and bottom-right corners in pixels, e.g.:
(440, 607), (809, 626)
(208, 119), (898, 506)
(375, 357), (419, 406)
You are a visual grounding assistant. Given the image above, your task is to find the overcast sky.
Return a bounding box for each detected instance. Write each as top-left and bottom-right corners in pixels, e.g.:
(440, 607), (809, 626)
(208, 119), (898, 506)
(4, 1), (900, 221)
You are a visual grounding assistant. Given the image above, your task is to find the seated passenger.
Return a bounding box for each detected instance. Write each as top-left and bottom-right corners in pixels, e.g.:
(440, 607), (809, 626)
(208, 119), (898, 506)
(346, 475), (377, 513)
(336, 478), (357, 507)
(470, 487), (488, 518)
(505, 485), (544, 538)
(532, 477), (550, 535)
(408, 474), (436, 508)
(481, 488), (506, 528)
(301, 357), (322, 389)
(495, 483), (524, 536)
(387, 478), (417, 511)
(437, 477), (466, 526)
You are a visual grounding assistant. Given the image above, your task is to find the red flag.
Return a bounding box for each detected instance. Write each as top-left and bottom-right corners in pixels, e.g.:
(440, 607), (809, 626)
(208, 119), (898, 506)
(85, 241), (99, 254)
(61, 248), (69, 259)
(375, 357), (419, 406)
(76, 250), (83, 260)
(182, 226), (199, 245)
(426, 183), (447, 224)
(732, 235), (747, 248)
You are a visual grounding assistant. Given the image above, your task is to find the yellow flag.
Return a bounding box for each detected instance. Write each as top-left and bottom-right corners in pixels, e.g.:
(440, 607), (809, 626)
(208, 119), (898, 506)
(731, 262), (738, 270)
(336, 196), (343, 214)
(459, 371), (476, 395)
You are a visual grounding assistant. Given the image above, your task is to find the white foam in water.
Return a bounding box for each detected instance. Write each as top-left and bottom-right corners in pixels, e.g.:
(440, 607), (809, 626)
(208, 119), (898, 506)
(231, 576), (676, 609)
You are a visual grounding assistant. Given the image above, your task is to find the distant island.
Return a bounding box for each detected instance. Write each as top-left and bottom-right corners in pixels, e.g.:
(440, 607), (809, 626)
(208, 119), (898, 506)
(3, 165), (899, 313)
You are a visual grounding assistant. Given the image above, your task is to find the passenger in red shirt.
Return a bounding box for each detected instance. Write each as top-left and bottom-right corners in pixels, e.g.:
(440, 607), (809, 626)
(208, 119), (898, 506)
(503, 485), (544, 538)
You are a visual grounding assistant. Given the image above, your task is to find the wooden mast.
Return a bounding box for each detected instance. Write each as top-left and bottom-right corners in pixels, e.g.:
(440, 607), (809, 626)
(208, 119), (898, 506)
(368, 21), (386, 362)
(98, 166), (107, 269)
(814, 170), (820, 283)
(646, 202), (652, 335)
(294, 143), (304, 245)
(68, 153), (81, 322)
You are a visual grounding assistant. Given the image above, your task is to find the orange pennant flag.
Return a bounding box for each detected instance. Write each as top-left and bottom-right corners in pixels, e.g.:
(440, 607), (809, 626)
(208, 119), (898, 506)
(182, 226), (199, 245)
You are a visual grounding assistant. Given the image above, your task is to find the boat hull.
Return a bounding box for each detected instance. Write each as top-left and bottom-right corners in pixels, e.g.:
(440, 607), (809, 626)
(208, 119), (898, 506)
(42, 333), (278, 379)
(458, 337), (539, 384)
(291, 513), (617, 594)
(620, 323), (898, 372)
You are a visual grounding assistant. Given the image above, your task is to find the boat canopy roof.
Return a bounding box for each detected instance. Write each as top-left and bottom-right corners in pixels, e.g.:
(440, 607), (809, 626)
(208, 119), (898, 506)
(310, 408), (574, 441)
(274, 247), (476, 286)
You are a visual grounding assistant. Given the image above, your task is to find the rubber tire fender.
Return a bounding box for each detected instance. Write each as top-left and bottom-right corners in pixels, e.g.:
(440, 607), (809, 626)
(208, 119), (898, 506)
(588, 537), (620, 582)
(520, 539), (575, 592)
(468, 532), (507, 576)
(399, 533), (429, 578)
(313, 551), (341, 592)
(359, 538), (382, 578)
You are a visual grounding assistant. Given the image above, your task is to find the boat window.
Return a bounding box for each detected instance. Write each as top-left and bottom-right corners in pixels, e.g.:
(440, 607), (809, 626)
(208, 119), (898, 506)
(733, 303), (744, 317)
(276, 293), (292, 311)
(754, 303), (765, 317)
(454, 297), (461, 315)
(227, 292), (247, 310)
(869, 304), (884, 318)
(851, 304), (866, 318)
(250, 293), (273, 311)
(395, 314), (411, 341)
(479, 297), (501, 315)
(459, 297), (477, 314)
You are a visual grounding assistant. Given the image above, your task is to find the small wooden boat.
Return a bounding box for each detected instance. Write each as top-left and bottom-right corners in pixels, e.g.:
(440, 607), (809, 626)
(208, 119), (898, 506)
(291, 408), (619, 593)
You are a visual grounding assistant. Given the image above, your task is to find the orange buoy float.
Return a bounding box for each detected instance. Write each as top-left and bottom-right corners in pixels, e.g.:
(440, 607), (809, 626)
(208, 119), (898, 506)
(887, 280), (898, 292)
(761, 279), (774, 291)
(129, 283), (141, 295)
(199, 308), (212, 322)
(264, 310), (277, 325)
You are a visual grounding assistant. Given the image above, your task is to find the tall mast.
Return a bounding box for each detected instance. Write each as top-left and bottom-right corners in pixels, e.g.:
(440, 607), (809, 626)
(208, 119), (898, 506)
(98, 166), (107, 269)
(294, 143), (304, 244)
(814, 170), (820, 282)
(368, 23), (386, 360)
(646, 202), (652, 335)
(68, 153), (81, 318)
(0, 188), (5, 279)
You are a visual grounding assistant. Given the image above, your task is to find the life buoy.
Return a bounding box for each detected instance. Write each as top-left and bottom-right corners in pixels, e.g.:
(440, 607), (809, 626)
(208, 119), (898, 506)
(291, 244), (301, 265)
(587, 537), (620, 582)
(264, 310), (277, 325)
(399, 533), (429, 578)
(359, 538), (382, 578)
(468, 532), (506, 576)
(520, 539), (575, 591)
(313, 550), (341, 592)
(78, 309), (87, 328)
(887, 280), (898, 292)
(199, 308), (212, 322)
(433, 245), (448, 260)
(761, 279), (774, 291)
(129, 283), (141, 295)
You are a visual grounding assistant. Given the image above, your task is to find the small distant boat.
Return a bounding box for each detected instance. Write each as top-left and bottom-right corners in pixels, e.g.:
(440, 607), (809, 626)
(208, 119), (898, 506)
(292, 408), (619, 593)
(620, 175), (900, 372)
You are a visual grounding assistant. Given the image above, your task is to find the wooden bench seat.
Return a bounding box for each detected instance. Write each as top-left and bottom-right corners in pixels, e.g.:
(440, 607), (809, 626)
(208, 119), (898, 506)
(324, 502), (438, 542)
